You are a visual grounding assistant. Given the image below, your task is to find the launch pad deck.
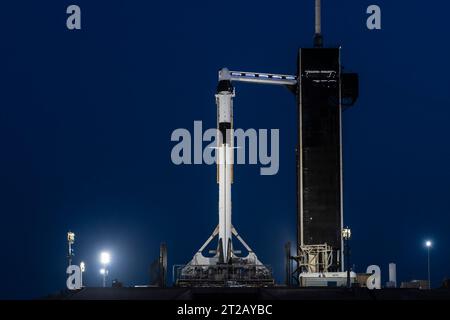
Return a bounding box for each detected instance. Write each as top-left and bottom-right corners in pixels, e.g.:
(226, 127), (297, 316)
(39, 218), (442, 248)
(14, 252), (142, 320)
(47, 287), (450, 300)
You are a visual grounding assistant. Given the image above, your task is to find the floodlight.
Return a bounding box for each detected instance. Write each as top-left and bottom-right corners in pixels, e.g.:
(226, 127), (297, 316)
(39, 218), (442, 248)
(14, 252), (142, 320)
(100, 252), (111, 265)
(67, 232), (75, 244)
(341, 227), (351, 240)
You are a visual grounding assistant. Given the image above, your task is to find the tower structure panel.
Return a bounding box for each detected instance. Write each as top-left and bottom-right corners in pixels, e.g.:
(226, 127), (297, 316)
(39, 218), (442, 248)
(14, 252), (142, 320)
(297, 48), (343, 271)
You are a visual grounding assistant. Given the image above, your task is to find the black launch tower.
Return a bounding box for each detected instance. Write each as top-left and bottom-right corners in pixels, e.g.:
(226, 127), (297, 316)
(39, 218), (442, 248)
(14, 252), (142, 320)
(295, 0), (359, 274)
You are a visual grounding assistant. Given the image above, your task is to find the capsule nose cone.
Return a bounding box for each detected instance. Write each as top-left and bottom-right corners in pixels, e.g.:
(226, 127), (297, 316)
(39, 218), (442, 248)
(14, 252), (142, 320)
(219, 68), (231, 81)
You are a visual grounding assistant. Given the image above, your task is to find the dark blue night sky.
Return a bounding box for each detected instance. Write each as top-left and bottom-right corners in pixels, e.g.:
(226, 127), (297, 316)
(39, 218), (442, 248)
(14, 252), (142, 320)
(1, 1), (449, 299)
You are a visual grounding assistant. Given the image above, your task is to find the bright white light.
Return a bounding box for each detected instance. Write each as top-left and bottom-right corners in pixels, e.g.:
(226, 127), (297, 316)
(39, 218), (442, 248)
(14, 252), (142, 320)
(100, 268), (106, 275)
(100, 252), (111, 265)
(342, 227), (351, 240)
(426, 240), (432, 248)
(80, 261), (85, 272)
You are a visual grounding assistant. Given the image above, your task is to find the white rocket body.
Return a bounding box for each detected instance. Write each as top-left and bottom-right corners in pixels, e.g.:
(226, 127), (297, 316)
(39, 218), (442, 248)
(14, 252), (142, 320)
(184, 73), (265, 270)
(216, 83), (234, 263)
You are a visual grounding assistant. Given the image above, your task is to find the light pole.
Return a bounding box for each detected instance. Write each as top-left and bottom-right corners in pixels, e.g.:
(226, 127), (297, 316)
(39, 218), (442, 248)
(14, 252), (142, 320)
(425, 240), (432, 289)
(100, 251), (110, 287)
(100, 268), (108, 287)
(342, 227), (352, 288)
(67, 231), (75, 266)
(80, 261), (85, 287)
